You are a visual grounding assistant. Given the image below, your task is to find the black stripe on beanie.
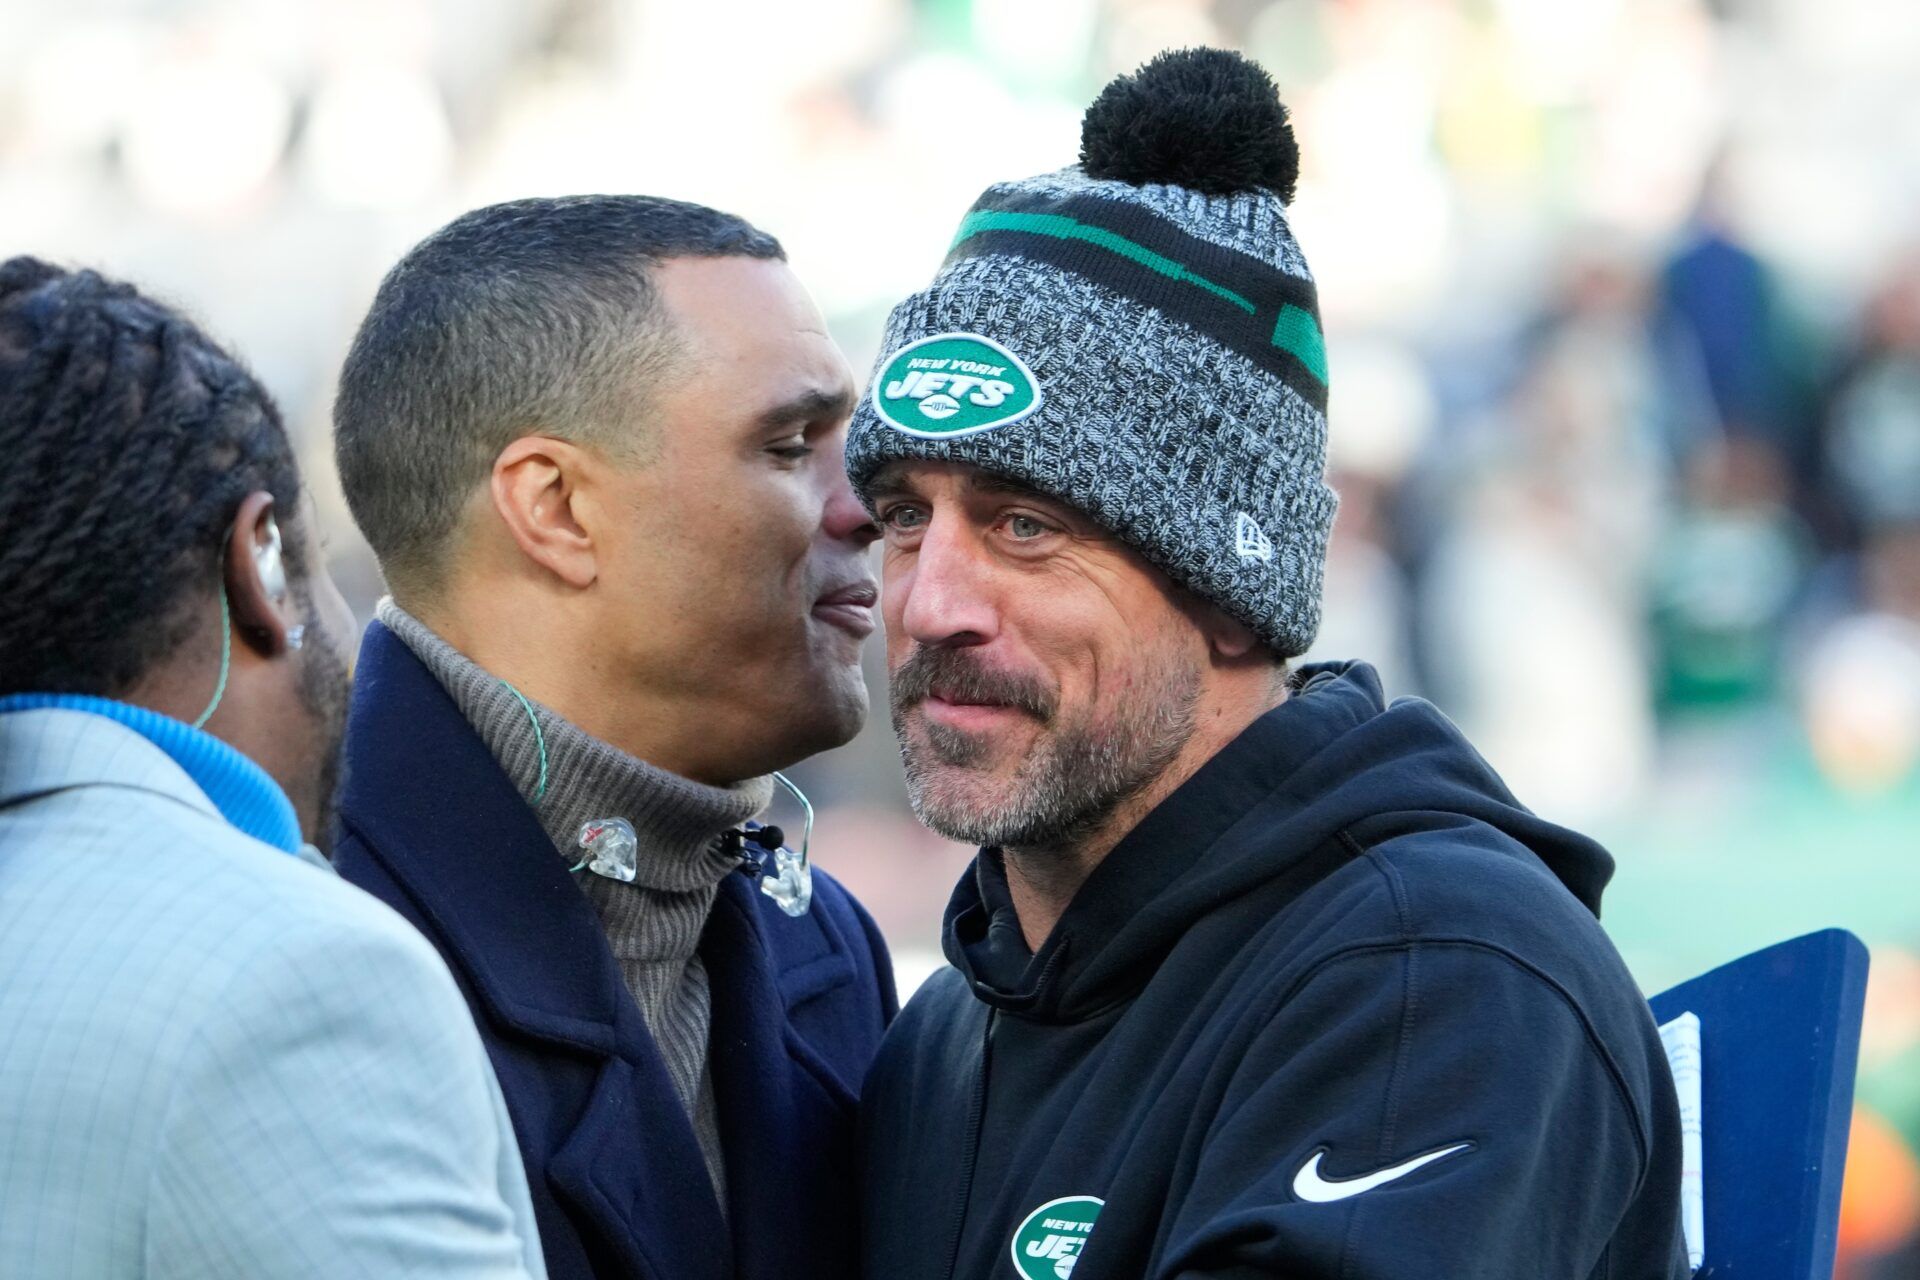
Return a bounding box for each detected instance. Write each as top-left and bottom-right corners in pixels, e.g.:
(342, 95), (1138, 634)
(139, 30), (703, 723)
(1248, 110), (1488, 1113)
(943, 191), (1328, 413)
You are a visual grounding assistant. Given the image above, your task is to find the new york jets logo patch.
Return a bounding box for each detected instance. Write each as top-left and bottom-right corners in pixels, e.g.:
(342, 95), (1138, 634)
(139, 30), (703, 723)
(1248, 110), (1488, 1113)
(1010, 1195), (1103, 1279)
(873, 332), (1042, 438)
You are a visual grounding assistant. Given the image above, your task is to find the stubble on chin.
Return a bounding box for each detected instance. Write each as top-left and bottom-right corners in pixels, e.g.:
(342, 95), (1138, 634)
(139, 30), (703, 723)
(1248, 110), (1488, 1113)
(896, 678), (1198, 852)
(888, 634), (1203, 852)
(895, 713), (1007, 840)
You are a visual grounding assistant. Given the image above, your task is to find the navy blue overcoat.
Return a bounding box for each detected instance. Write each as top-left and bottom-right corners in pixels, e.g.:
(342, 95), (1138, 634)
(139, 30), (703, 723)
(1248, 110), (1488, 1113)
(332, 621), (897, 1280)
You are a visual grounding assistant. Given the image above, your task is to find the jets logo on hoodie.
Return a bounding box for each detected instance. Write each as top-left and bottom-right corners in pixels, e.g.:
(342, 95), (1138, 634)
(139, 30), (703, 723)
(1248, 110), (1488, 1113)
(1010, 1196), (1104, 1279)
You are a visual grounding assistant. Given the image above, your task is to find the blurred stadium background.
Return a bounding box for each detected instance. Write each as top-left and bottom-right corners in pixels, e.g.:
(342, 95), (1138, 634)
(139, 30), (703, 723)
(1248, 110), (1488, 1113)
(5, 0), (1920, 1269)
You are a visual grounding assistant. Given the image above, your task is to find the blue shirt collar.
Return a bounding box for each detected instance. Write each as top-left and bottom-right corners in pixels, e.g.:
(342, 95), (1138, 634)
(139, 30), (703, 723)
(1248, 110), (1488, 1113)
(0, 693), (302, 854)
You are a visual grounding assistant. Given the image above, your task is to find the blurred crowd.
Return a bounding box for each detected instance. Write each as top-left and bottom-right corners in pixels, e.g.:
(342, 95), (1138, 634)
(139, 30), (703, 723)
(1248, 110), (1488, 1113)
(1331, 187), (1920, 820)
(1299, 171), (1920, 1277)
(5, 0), (1920, 1268)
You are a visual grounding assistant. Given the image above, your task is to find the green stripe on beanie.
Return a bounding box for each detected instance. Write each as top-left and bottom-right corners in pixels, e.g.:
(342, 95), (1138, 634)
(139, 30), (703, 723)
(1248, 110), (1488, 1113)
(952, 209), (1260, 315)
(948, 189), (1329, 411)
(1272, 303), (1327, 384)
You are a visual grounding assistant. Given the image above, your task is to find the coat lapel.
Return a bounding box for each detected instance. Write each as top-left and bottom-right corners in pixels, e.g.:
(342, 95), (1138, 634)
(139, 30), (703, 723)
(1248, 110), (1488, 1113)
(706, 876), (861, 1279)
(338, 622), (731, 1280)
(545, 1055), (731, 1280)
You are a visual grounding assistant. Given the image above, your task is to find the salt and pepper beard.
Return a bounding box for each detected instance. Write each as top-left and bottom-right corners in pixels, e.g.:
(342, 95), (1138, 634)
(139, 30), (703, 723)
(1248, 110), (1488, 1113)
(890, 638), (1202, 854)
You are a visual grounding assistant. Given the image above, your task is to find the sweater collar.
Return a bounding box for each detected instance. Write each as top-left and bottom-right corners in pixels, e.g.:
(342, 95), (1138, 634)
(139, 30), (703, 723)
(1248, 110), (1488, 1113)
(0, 692), (301, 853)
(375, 599), (771, 890)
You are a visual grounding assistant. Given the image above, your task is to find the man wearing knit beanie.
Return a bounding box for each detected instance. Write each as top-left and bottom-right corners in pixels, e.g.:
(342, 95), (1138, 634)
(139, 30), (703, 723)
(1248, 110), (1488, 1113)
(853, 50), (1690, 1280)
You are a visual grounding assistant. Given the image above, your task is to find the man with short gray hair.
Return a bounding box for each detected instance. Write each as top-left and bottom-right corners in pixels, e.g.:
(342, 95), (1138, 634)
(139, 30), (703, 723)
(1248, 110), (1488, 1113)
(331, 194), (896, 1280)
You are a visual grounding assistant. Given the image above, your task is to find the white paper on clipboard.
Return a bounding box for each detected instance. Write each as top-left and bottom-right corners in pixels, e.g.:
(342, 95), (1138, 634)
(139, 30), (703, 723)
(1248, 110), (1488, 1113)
(1658, 1011), (1705, 1272)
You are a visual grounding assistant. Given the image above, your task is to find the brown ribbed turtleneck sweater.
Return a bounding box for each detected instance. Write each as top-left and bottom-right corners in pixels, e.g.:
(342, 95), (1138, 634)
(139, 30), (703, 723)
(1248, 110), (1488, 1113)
(379, 599), (770, 1208)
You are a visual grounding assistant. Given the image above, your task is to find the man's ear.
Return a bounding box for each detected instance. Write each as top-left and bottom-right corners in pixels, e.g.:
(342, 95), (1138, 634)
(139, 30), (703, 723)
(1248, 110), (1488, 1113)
(225, 490), (300, 658)
(490, 436), (598, 590)
(1168, 581), (1265, 663)
(1201, 606), (1263, 662)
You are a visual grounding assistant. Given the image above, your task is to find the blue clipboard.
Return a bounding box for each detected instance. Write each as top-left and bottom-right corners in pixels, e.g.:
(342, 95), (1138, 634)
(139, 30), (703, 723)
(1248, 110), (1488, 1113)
(1649, 928), (1869, 1279)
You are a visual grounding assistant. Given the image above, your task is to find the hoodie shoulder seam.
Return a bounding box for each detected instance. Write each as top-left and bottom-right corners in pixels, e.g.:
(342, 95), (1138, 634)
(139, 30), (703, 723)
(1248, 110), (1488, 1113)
(1340, 827), (1412, 934)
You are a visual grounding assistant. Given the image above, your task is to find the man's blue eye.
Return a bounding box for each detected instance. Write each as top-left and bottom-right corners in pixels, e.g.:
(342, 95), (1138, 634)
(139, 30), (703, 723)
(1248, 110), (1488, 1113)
(885, 506), (927, 530)
(1008, 515), (1049, 539)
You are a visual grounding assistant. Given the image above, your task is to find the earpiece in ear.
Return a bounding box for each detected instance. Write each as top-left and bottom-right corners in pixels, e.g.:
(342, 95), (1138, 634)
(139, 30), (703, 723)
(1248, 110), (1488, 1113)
(256, 516), (288, 602)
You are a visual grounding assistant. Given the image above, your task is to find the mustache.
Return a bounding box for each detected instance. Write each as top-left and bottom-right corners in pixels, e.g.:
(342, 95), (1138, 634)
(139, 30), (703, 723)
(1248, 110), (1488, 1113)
(889, 646), (1058, 722)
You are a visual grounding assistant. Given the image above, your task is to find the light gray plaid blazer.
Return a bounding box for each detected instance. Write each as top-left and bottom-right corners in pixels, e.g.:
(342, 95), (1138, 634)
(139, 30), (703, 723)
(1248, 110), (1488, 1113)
(0, 708), (546, 1279)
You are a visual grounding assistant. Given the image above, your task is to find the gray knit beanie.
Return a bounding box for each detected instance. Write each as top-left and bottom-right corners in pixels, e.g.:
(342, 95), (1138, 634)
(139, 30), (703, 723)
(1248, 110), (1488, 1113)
(845, 48), (1337, 658)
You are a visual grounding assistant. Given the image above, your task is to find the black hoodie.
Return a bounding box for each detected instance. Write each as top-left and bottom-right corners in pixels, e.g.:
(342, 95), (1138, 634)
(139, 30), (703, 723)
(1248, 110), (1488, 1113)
(859, 663), (1688, 1280)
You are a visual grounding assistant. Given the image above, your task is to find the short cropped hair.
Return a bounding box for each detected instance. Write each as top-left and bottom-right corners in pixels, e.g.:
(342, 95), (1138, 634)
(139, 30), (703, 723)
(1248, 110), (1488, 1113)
(332, 194), (784, 597)
(0, 257), (305, 697)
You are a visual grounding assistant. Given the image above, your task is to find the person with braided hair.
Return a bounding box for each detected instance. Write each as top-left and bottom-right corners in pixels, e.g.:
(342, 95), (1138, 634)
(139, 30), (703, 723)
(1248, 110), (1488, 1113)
(0, 257), (547, 1278)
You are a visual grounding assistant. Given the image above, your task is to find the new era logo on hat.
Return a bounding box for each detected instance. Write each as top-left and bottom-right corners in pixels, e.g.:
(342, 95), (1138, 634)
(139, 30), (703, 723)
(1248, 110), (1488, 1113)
(1235, 512), (1274, 563)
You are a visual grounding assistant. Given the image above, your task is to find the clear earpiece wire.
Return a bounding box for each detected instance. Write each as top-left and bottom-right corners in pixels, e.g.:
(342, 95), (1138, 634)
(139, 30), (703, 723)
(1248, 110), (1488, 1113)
(761, 771), (815, 916)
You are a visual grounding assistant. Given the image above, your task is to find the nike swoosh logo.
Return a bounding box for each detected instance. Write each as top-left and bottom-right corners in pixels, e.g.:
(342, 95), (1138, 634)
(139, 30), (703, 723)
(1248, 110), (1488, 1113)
(1292, 1142), (1474, 1203)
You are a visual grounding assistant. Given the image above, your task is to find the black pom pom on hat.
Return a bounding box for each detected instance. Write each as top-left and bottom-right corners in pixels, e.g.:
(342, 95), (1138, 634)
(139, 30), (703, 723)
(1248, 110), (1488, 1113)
(1079, 47), (1299, 202)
